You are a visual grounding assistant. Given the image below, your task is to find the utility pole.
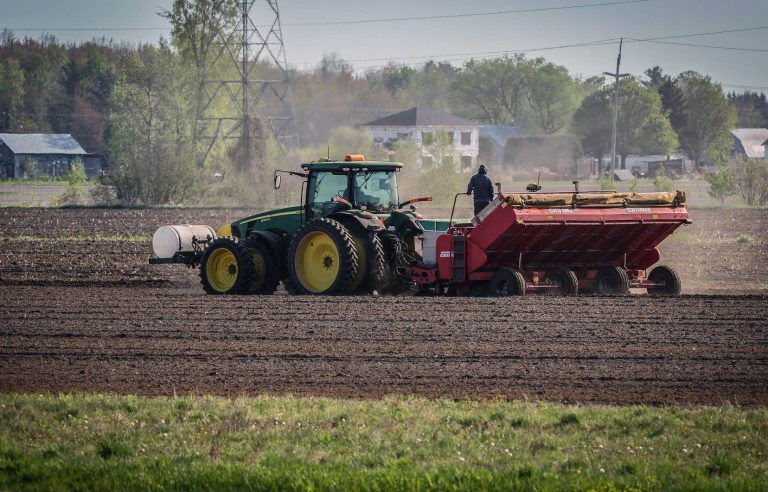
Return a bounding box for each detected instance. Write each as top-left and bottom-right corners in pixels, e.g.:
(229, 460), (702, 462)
(602, 38), (631, 183)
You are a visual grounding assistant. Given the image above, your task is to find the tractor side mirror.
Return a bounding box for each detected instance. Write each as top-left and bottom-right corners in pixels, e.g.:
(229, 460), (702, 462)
(274, 174), (281, 190)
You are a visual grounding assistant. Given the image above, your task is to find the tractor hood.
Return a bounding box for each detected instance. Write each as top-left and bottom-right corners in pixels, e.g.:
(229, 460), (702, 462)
(231, 206), (303, 238)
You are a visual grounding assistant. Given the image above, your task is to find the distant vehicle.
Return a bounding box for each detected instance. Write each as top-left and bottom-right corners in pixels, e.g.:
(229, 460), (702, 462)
(631, 166), (647, 179)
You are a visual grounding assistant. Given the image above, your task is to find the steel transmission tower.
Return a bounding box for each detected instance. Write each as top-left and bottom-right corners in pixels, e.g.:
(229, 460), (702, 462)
(198, 0), (297, 168)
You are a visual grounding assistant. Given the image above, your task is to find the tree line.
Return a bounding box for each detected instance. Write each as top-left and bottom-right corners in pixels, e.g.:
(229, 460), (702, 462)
(1, 0), (766, 205)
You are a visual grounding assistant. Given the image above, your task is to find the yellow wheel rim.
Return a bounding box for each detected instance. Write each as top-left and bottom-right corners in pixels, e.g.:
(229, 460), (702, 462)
(295, 231), (340, 293)
(251, 250), (266, 289)
(349, 236), (367, 291)
(206, 248), (238, 292)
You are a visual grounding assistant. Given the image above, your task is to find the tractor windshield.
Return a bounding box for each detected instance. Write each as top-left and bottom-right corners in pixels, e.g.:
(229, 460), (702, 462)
(353, 171), (398, 213)
(308, 171), (349, 216)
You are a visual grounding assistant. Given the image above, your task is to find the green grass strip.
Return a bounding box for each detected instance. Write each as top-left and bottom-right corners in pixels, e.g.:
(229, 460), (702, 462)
(1, 394), (766, 491)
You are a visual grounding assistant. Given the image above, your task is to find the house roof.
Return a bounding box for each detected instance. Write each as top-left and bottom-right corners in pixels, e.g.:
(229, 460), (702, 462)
(731, 128), (768, 158)
(362, 107), (479, 127)
(0, 133), (88, 155)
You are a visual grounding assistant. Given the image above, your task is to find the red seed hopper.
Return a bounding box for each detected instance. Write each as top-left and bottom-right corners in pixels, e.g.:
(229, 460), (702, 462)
(411, 190), (690, 296)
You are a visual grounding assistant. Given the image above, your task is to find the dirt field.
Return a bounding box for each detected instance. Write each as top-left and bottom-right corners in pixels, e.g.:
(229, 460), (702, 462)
(0, 207), (766, 404)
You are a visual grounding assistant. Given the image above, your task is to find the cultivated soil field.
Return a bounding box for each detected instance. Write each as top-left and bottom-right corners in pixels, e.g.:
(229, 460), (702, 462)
(0, 207), (766, 405)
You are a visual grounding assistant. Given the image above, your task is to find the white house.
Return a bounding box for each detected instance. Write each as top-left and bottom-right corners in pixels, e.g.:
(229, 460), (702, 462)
(361, 107), (481, 169)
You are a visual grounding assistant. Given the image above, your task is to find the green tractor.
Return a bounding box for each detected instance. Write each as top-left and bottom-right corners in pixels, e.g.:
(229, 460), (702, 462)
(150, 155), (437, 295)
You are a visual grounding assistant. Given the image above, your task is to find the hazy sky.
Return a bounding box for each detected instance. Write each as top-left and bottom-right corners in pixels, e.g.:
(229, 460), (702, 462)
(3, 0), (767, 91)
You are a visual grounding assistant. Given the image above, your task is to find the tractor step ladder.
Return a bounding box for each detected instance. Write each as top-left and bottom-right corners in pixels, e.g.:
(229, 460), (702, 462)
(452, 235), (466, 282)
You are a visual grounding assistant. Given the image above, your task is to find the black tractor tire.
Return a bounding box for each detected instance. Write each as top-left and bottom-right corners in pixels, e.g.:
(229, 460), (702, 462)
(544, 267), (579, 296)
(199, 237), (256, 295)
(348, 231), (386, 294)
(594, 266), (630, 295)
(244, 236), (281, 295)
(490, 267), (526, 296)
(647, 265), (682, 295)
(287, 218), (358, 295)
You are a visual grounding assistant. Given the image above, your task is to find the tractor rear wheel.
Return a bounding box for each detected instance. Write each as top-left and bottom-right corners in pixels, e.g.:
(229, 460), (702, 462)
(244, 237), (281, 295)
(287, 218), (358, 295)
(544, 267), (579, 295)
(349, 232), (386, 294)
(594, 266), (630, 295)
(647, 265), (682, 295)
(199, 237), (256, 295)
(490, 268), (526, 296)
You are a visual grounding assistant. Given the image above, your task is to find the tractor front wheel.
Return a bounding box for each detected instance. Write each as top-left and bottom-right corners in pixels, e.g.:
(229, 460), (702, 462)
(287, 218), (358, 295)
(199, 237), (256, 295)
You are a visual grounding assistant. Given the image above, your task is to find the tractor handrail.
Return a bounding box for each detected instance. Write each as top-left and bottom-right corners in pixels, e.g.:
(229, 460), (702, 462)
(449, 192), (470, 228)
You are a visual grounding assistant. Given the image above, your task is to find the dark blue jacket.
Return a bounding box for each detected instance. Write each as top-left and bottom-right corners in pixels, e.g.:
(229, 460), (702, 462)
(467, 172), (494, 201)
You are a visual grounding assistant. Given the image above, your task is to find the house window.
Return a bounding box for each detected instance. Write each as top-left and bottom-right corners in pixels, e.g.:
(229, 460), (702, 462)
(445, 131), (454, 144)
(397, 132), (411, 141)
(461, 155), (473, 168)
(421, 131), (434, 146)
(461, 132), (472, 146)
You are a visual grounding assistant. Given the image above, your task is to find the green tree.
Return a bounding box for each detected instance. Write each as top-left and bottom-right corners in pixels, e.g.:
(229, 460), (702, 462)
(615, 79), (678, 167)
(730, 156), (768, 206)
(704, 165), (737, 207)
(573, 79), (677, 170)
(644, 66), (686, 131)
(0, 59), (25, 131)
(450, 55), (530, 124)
(675, 71), (737, 167)
(107, 44), (197, 205)
(572, 88), (612, 172)
(163, 0), (241, 168)
(526, 61), (580, 134)
(653, 164), (675, 193)
(58, 159), (88, 205)
(727, 91), (768, 128)
(412, 61), (457, 111)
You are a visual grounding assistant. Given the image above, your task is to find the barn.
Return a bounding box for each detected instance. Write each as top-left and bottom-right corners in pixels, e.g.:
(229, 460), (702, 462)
(0, 133), (101, 179)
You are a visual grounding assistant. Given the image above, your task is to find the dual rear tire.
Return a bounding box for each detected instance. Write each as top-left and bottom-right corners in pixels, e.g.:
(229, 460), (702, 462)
(199, 236), (280, 295)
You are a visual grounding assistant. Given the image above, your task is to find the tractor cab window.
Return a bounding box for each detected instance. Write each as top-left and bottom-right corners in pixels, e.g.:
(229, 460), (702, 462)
(353, 171), (398, 213)
(308, 171), (349, 216)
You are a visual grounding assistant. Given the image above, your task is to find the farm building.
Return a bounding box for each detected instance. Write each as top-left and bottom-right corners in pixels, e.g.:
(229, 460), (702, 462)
(361, 107), (481, 169)
(0, 133), (101, 179)
(731, 128), (768, 159)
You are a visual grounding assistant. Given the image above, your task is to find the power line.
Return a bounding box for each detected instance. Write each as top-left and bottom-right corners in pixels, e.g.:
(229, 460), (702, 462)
(294, 39), (621, 66)
(4, 27), (170, 32)
(283, 0), (653, 26)
(3, 0), (652, 33)
(629, 38), (768, 52)
(293, 26), (768, 68)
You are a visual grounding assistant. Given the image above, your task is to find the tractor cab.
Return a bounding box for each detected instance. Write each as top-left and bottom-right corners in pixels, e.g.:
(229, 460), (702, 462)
(299, 155), (402, 218)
